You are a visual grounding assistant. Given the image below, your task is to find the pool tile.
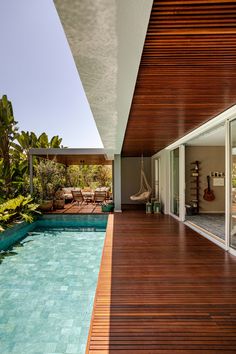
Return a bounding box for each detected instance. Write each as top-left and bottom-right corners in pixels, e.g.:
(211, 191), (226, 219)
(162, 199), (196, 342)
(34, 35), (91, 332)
(0, 227), (105, 354)
(66, 343), (79, 354)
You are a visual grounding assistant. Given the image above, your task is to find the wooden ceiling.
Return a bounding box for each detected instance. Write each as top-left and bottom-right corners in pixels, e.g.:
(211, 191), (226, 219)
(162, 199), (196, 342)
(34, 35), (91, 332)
(122, 0), (236, 157)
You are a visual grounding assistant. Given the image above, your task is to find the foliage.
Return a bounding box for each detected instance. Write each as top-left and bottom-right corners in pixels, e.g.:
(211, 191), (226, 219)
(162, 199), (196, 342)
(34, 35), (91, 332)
(0, 95), (18, 198)
(37, 132), (62, 148)
(67, 165), (112, 190)
(0, 111), (64, 199)
(94, 165), (112, 187)
(232, 163), (236, 188)
(35, 159), (66, 200)
(13, 131), (64, 191)
(0, 95), (112, 205)
(0, 195), (40, 231)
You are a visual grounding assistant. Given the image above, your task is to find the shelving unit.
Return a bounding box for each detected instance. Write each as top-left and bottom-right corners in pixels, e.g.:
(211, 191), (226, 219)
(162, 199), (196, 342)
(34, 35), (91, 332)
(190, 160), (200, 214)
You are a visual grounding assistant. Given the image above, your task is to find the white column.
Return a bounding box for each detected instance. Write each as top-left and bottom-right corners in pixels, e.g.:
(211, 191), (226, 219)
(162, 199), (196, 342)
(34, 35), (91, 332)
(179, 144), (186, 221)
(165, 150), (170, 214)
(29, 154), (33, 195)
(114, 154), (122, 212)
(225, 120), (230, 250)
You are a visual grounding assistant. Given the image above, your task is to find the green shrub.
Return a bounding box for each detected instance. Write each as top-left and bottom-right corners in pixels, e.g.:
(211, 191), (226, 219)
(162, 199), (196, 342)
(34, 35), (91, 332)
(0, 195), (40, 231)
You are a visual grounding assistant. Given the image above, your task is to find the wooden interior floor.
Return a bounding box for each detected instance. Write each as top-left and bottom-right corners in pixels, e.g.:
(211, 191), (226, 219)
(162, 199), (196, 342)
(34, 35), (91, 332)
(86, 211), (236, 354)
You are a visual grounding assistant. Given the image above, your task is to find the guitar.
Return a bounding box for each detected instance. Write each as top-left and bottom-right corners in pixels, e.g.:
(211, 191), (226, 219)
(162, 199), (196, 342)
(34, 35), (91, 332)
(203, 175), (215, 201)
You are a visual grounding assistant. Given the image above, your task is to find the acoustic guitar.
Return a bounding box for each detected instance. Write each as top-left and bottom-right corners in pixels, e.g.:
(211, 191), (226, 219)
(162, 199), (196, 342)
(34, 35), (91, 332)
(203, 175), (215, 201)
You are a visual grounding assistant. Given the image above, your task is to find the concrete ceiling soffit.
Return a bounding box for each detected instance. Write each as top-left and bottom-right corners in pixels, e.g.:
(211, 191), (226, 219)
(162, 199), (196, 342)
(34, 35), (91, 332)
(54, 0), (153, 154)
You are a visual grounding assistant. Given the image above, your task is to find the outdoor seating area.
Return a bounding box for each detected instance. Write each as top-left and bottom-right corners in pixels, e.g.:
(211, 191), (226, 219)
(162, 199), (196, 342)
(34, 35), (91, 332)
(46, 186), (113, 214)
(62, 186), (110, 204)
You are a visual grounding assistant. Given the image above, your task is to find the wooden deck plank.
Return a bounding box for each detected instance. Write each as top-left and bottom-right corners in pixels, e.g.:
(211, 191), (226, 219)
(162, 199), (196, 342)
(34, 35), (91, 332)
(86, 211), (236, 353)
(46, 202), (103, 214)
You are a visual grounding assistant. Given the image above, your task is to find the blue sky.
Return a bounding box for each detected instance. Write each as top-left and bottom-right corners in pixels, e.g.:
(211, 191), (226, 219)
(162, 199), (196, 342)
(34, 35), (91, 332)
(0, 0), (103, 148)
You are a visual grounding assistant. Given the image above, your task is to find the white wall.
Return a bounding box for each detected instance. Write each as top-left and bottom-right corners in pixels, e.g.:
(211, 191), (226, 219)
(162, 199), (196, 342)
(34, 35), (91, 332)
(151, 150), (170, 214)
(185, 146), (225, 213)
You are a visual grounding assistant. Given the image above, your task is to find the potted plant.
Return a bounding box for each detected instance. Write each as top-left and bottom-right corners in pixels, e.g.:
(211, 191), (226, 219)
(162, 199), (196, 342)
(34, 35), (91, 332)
(36, 160), (62, 211)
(53, 187), (65, 210)
(39, 183), (54, 211)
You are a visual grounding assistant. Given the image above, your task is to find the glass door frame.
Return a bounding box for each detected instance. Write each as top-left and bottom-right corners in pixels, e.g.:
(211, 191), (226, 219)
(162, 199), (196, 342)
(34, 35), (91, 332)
(224, 117), (236, 255)
(154, 157), (160, 201)
(226, 118), (236, 255)
(169, 144), (185, 221)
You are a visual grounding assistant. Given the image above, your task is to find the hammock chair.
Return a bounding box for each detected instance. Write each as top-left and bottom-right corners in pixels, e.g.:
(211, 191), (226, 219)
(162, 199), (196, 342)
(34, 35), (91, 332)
(130, 156), (152, 202)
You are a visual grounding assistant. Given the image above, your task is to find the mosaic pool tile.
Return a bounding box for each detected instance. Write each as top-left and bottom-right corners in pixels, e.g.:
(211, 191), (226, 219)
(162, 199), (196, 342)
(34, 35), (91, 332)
(0, 227), (105, 354)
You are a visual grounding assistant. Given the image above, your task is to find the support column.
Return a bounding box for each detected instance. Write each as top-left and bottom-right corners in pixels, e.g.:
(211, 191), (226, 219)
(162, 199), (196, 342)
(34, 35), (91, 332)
(225, 120), (230, 250)
(114, 154), (122, 212)
(179, 144), (186, 222)
(29, 154), (33, 195)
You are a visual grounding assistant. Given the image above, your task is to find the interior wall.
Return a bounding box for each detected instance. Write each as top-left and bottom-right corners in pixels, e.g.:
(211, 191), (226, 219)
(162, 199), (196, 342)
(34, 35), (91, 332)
(185, 146), (225, 213)
(152, 150), (170, 214)
(121, 157), (151, 204)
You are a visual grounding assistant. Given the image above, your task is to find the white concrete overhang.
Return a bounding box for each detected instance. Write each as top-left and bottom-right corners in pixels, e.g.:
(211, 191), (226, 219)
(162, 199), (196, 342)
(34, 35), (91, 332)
(53, 0), (153, 155)
(29, 148), (112, 165)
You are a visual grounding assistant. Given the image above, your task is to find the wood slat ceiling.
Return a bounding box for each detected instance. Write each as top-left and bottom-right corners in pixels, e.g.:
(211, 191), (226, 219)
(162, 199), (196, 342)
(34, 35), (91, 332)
(122, 0), (236, 157)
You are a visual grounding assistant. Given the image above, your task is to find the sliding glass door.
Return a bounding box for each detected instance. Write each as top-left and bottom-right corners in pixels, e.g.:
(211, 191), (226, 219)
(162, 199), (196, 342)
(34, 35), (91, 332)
(170, 148), (179, 216)
(230, 120), (236, 249)
(154, 158), (160, 200)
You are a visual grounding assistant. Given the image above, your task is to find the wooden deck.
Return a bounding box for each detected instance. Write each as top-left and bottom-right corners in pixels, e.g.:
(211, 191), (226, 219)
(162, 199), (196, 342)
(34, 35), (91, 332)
(47, 202), (102, 214)
(86, 211), (236, 353)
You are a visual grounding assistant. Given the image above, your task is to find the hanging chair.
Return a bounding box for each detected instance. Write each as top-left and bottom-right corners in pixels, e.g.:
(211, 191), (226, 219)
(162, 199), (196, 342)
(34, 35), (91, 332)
(130, 156), (152, 202)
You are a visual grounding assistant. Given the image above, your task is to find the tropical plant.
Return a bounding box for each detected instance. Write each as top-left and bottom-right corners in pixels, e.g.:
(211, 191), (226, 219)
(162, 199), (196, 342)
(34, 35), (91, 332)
(37, 132), (62, 148)
(0, 95), (18, 198)
(35, 159), (66, 200)
(0, 195), (40, 231)
(15, 131), (63, 175)
(67, 165), (112, 189)
(95, 165), (112, 187)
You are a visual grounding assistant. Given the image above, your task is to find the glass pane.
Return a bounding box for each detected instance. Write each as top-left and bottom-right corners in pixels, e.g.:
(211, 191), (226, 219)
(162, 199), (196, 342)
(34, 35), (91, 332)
(154, 159), (160, 200)
(171, 148), (179, 216)
(231, 120), (236, 249)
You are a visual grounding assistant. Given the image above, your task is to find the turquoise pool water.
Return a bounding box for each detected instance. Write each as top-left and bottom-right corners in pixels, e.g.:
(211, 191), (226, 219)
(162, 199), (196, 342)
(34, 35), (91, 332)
(0, 216), (107, 354)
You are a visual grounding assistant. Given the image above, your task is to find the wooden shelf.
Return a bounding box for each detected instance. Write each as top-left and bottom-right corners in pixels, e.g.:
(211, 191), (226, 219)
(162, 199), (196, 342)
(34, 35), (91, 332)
(189, 160), (200, 214)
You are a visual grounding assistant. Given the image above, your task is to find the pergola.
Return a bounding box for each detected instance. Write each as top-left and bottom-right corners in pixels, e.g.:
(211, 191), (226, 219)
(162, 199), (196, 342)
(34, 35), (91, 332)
(28, 148), (122, 211)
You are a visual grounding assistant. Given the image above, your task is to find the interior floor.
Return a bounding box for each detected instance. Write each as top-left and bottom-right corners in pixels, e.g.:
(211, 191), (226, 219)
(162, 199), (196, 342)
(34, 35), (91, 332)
(185, 213), (225, 240)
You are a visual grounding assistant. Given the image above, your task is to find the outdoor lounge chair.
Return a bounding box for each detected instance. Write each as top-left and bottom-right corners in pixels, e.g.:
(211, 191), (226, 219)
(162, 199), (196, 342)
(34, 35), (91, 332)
(72, 190), (85, 205)
(62, 187), (81, 201)
(93, 191), (106, 204)
(95, 187), (110, 199)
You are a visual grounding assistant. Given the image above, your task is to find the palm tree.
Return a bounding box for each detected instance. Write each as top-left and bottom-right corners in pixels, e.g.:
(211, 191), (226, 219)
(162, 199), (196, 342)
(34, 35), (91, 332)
(37, 133), (62, 148)
(0, 95), (18, 197)
(15, 131), (38, 175)
(16, 131), (63, 174)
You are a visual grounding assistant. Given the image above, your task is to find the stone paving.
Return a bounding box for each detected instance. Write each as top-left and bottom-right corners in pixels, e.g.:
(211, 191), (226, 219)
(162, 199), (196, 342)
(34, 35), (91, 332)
(0, 227), (105, 354)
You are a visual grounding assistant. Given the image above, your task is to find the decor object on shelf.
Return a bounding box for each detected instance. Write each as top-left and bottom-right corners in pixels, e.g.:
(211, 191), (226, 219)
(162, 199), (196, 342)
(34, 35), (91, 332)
(213, 177), (224, 187)
(189, 160), (200, 214)
(203, 175), (215, 201)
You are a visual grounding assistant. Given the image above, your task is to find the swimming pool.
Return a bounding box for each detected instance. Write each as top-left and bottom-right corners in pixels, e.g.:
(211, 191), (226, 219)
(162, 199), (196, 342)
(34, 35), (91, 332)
(0, 215), (108, 354)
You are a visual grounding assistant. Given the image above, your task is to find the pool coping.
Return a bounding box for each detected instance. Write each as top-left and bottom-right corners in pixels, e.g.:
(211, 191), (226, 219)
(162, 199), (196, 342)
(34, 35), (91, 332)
(86, 213), (114, 353)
